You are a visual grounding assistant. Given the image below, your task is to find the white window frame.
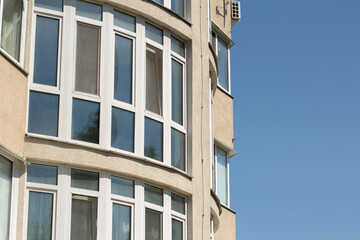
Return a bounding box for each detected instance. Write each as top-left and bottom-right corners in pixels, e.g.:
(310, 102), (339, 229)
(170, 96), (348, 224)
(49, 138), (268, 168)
(26, 0), (188, 173)
(214, 145), (230, 207)
(0, 0), (27, 66)
(0, 151), (20, 240)
(212, 31), (231, 94)
(22, 163), (187, 240)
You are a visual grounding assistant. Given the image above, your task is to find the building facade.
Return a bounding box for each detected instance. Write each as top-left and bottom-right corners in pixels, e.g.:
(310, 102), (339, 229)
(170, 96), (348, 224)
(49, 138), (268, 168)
(0, 0), (239, 239)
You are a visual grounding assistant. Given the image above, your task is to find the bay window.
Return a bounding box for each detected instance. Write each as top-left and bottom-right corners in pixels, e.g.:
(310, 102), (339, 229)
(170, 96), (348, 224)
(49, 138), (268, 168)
(25, 163), (187, 240)
(150, 0), (186, 19)
(27, 1), (187, 172)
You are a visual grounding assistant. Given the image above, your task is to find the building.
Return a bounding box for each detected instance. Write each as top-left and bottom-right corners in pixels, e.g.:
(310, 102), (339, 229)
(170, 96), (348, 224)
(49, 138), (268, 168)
(0, 0), (240, 239)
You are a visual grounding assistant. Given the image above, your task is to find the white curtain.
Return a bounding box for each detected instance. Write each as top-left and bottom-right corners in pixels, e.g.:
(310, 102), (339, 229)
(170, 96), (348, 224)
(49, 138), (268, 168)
(1, 0), (22, 61)
(0, 156), (12, 240)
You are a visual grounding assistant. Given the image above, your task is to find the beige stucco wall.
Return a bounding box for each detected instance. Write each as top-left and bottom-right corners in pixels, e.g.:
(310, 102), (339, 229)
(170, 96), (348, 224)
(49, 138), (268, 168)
(213, 87), (234, 148)
(0, 54), (28, 157)
(215, 207), (236, 240)
(211, 0), (232, 38)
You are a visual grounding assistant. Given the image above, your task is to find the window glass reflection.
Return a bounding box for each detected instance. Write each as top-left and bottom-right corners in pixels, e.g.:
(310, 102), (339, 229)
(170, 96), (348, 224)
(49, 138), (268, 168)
(35, 0), (63, 12)
(145, 23), (163, 45)
(28, 91), (59, 137)
(76, 0), (102, 21)
(114, 11), (135, 32)
(71, 98), (99, 144)
(171, 128), (185, 171)
(144, 118), (163, 161)
(33, 16), (59, 87)
(71, 169), (99, 191)
(171, 60), (183, 125)
(111, 107), (134, 152)
(114, 35), (133, 104)
(218, 38), (229, 91)
(171, 37), (185, 57)
(112, 203), (131, 240)
(111, 176), (134, 198)
(171, 0), (184, 18)
(171, 193), (185, 214)
(145, 184), (163, 206)
(216, 147), (228, 205)
(172, 219), (183, 240)
(27, 164), (58, 185)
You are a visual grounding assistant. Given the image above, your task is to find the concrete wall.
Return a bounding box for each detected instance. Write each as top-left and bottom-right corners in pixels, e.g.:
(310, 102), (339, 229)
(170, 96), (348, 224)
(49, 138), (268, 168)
(213, 87), (234, 148)
(0, 54), (28, 157)
(211, 0), (232, 38)
(215, 207), (236, 240)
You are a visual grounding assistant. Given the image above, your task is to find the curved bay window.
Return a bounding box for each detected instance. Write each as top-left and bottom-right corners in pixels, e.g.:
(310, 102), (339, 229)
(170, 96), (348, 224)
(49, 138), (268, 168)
(27, 0), (187, 172)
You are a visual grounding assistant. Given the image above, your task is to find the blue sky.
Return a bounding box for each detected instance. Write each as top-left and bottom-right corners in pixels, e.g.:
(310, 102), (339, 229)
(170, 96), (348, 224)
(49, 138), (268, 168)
(230, 0), (360, 239)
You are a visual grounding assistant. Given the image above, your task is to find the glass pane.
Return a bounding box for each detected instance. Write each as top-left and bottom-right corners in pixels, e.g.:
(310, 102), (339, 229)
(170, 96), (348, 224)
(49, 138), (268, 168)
(114, 11), (135, 32)
(111, 107), (134, 152)
(27, 164), (57, 185)
(171, 193), (185, 214)
(111, 176), (134, 198)
(152, 0), (163, 5)
(145, 209), (162, 240)
(172, 219), (183, 240)
(112, 203), (131, 240)
(218, 38), (229, 91)
(171, 129), (185, 171)
(35, 0), (63, 11)
(146, 45), (163, 116)
(71, 169), (99, 191)
(171, 0), (184, 18)
(216, 147), (228, 205)
(144, 118), (163, 161)
(76, 0), (102, 21)
(145, 23), (163, 45)
(33, 16), (59, 86)
(71, 98), (99, 144)
(0, 0), (22, 61)
(0, 156), (12, 240)
(114, 35), (133, 104)
(27, 192), (53, 240)
(171, 37), (185, 57)
(71, 195), (97, 240)
(75, 23), (100, 95)
(171, 60), (183, 125)
(28, 91), (59, 137)
(145, 184), (163, 206)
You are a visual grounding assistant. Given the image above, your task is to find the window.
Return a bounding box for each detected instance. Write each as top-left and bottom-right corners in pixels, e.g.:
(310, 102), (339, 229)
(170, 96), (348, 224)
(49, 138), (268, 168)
(0, 0), (24, 62)
(214, 146), (229, 206)
(210, 216), (214, 240)
(211, 31), (231, 92)
(0, 155), (12, 240)
(25, 164), (186, 240)
(149, 0), (186, 18)
(28, 1), (187, 172)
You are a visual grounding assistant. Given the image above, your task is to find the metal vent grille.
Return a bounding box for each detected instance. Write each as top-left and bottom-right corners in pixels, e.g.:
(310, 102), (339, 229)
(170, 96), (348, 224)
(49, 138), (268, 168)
(231, 1), (241, 21)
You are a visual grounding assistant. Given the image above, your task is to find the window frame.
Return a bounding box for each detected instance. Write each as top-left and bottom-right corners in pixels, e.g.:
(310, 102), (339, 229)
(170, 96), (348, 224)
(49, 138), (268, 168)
(0, 152), (20, 240)
(214, 145), (230, 207)
(212, 30), (231, 94)
(22, 163), (187, 240)
(0, 0), (27, 66)
(27, 0), (188, 173)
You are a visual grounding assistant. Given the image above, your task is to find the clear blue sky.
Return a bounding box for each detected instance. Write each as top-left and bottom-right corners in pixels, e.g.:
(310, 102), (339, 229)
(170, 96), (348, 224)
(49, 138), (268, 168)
(230, 0), (360, 239)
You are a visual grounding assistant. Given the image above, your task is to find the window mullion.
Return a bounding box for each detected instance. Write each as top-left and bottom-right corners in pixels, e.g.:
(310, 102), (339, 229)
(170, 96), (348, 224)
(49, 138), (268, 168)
(8, 160), (19, 240)
(163, 190), (172, 240)
(100, 6), (113, 149)
(98, 172), (111, 240)
(163, 32), (171, 166)
(134, 18), (145, 156)
(19, 0), (27, 66)
(56, 165), (71, 240)
(135, 181), (145, 240)
(60, 0), (76, 141)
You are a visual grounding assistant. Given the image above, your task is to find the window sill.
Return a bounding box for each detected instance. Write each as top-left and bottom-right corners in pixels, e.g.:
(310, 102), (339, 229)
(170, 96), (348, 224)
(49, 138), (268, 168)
(141, 0), (192, 27)
(25, 133), (193, 180)
(216, 85), (234, 99)
(0, 48), (28, 76)
(220, 203), (236, 214)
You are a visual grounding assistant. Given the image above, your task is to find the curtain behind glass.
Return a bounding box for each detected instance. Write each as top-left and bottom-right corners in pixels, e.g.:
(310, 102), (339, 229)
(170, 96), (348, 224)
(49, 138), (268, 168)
(27, 192), (53, 240)
(216, 147), (228, 205)
(0, 0), (22, 61)
(112, 203), (131, 240)
(71, 195), (97, 240)
(0, 156), (12, 240)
